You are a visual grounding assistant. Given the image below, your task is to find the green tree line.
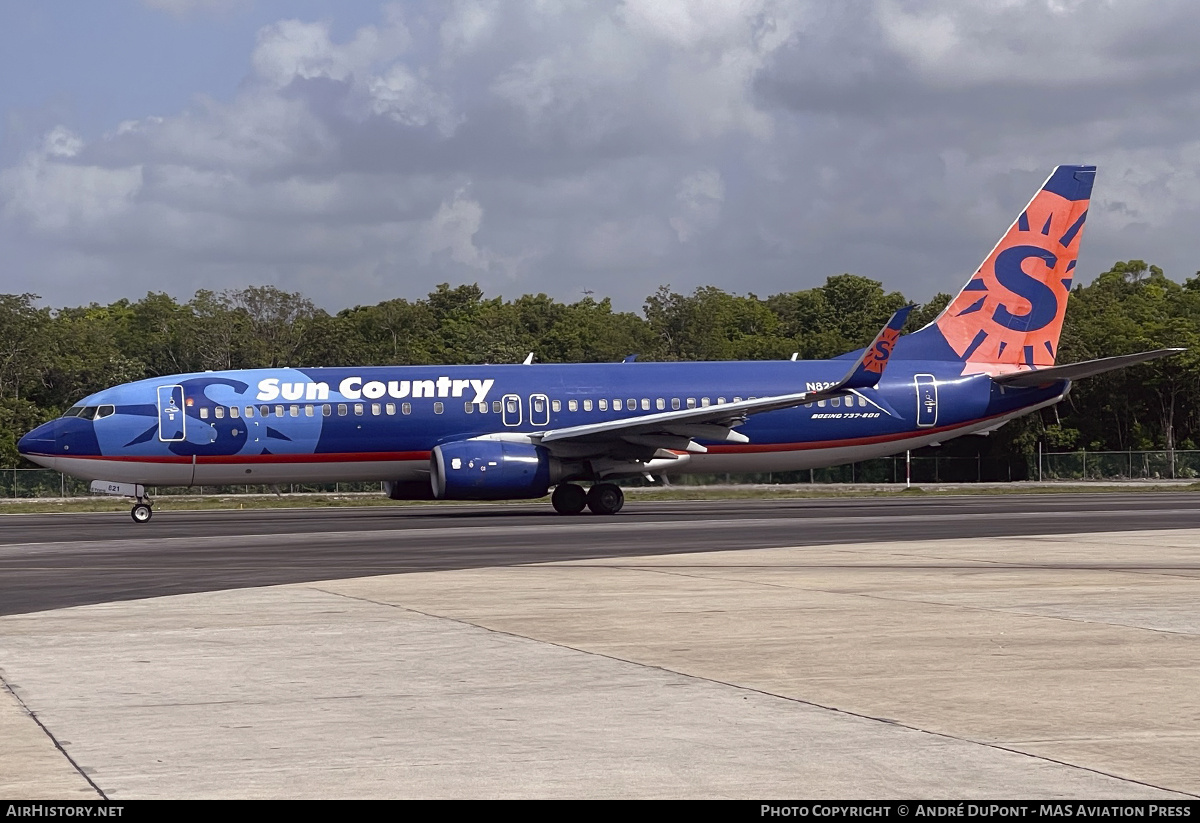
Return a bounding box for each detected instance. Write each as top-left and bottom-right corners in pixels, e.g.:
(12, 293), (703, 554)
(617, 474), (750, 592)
(3, 263), (1198, 470)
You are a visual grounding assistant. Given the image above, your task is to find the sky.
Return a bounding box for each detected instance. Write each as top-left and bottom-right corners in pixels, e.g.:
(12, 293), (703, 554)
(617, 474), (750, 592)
(3, 0), (1200, 314)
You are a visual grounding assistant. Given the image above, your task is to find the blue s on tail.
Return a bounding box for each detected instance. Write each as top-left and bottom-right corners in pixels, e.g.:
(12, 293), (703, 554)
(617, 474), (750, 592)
(895, 165), (1095, 375)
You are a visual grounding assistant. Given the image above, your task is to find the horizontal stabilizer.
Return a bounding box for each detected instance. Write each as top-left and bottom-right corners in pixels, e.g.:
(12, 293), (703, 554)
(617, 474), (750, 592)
(992, 348), (1184, 387)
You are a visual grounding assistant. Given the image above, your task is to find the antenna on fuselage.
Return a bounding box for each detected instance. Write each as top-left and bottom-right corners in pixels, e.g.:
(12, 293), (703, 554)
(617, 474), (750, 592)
(790, 353), (799, 361)
(522, 352), (534, 365)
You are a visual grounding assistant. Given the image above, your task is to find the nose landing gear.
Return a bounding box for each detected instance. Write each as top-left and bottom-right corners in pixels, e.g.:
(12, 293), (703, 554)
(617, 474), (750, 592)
(88, 480), (155, 523)
(131, 502), (153, 523)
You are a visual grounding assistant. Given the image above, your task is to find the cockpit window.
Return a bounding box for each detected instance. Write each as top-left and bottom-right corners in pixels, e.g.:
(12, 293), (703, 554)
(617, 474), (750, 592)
(61, 404), (115, 420)
(63, 406), (102, 419)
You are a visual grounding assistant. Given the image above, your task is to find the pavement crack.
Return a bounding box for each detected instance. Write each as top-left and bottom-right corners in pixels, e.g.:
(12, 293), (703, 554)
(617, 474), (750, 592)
(0, 669), (107, 800)
(607, 564), (1199, 638)
(307, 585), (1196, 798)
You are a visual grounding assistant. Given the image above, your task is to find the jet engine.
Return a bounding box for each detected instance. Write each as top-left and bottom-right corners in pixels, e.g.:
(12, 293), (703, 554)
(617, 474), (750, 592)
(430, 440), (559, 500)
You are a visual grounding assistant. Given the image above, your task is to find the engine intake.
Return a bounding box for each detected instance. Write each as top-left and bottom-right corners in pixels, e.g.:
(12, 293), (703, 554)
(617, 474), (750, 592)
(431, 440), (555, 500)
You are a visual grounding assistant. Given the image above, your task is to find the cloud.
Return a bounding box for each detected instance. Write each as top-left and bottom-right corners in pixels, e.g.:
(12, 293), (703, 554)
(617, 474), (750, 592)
(418, 189), (488, 268)
(1, 128), (142, 236)
(5, 0), (1200, 314)
(670, 169), (725, 243)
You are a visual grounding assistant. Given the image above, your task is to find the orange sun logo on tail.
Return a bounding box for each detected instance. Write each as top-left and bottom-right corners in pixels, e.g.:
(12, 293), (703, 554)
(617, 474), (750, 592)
(935, 166), (1093, 376)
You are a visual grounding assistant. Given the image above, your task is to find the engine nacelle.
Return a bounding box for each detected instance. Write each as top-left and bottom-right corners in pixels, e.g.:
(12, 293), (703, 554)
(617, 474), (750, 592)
(431, 440), (556, 500)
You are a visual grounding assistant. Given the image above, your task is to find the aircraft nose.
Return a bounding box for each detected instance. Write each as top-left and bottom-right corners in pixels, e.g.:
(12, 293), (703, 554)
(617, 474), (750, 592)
(18, 420), (58, 457)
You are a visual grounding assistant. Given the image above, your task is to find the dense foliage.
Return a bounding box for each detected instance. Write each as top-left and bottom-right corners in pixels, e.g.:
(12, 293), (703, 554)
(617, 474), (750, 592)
(3, 263), (1197, 469)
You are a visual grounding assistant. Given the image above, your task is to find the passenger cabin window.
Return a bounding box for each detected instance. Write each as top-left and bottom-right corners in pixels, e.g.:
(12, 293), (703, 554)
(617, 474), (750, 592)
(215, 407), (225, 419)
(338, 404), (348, 416)
(304, 405), (313, 417)
(434, 402), (444, 414)
(568, 400), (578, 412)
(402, 403), (411, 415)
(464, 402), (474, 413)
(831, 397), (840, 407)
(322, 404), (331, 416)
(672, 398), (680, 410)
(627, 398), (636, 411)
(640, 398), (650, 411)
(200, 408), (209, 420)
(552, 400), (561, 412)
(613, 399), (623, 411)
(582, 399), (592, 412)
(598, 399), (607, 411)
(492, 400), (502, 414)
(701, 398), (710, 407)
(656, 398), (665, 410)
(275, 405), (284, 417)
(354, 403), (363, 416)
(290, 405), (299, 417)
(687, 398), (697, 409)
(231, 406), (241, 419)
(371, 403), (381, 415)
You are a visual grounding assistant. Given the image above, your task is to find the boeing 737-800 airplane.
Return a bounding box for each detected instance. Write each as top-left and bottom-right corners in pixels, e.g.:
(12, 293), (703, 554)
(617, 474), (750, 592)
(18, 165), (1180, 521)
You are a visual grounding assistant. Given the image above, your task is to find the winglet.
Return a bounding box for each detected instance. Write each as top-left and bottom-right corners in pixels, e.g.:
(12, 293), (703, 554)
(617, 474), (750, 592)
(838, 305), (914, 389)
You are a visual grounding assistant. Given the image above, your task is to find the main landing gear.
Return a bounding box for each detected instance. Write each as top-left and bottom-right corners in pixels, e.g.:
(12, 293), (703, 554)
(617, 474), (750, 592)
(551, 483), (624, 515)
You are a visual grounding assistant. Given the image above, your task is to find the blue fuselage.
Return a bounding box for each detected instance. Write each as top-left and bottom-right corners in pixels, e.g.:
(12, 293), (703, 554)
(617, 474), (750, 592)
(18, 360), (1066, 490)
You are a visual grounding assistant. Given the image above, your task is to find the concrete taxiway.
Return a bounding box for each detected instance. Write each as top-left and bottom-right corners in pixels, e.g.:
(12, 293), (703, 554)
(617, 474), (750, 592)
(2, 498), (1199, 798)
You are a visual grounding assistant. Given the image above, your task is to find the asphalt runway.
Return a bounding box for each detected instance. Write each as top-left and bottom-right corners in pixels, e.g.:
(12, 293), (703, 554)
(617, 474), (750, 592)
(3, 492), (1200, 615)
(4, 492), (1200, 798)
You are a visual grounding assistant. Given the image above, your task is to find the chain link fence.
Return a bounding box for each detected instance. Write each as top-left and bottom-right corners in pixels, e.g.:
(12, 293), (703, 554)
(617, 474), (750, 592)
(1036, 450), (1200, 481)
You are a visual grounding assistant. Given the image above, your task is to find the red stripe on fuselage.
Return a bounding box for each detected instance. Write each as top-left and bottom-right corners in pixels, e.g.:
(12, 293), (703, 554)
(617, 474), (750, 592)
(49, 451), (432, 465)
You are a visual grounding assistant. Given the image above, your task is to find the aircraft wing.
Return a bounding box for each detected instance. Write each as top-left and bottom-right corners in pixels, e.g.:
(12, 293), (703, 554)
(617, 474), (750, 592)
(991, 348), (1184, 388)
(536, 306), (913, 452)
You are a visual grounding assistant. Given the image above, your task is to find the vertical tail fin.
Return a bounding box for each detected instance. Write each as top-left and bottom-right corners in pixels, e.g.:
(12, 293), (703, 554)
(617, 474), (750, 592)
(899, 165), (1095, 375)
